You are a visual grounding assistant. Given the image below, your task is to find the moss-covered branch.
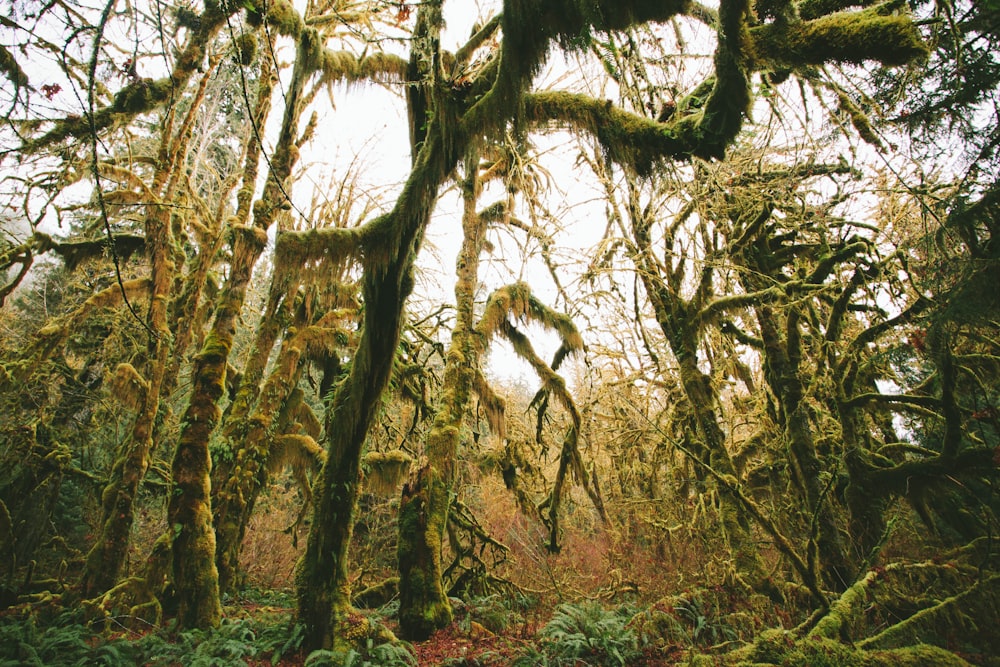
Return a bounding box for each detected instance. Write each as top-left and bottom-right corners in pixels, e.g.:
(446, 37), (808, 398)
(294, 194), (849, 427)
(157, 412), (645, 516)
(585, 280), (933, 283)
(860, 574), (1000, 650)
(867, 446), (998, 494)
(748, 5), (928, 68)
(465, 0), (692, 133)
(477, 283), (606, 549)
(841, 392), (940, 410)
(477, 282), (584, 353)
(523, 91), (700, 170)
(19, 4), (234, 154)
(273, 227), (363, 286)
(519, 0), (924, 170)
(0, 43), (29, 91)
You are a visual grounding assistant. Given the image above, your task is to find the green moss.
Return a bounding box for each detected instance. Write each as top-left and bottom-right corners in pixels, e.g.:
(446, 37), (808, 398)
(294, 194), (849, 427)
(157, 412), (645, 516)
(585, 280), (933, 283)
(111, 78), (174, 114)
(465, 0), (692, 138)
(867, 644), (973, 667)
(0, 44), (29, 89)
(360, 52), (408, 81)
(749, 10), (928, 68)
(300, 27), (324, 73)
(233, 31), (257, 66)
(197, 332), (231, 367)
(320, 50), (360, 81)
(791, 637), (867, 667)
(112, 81), (155, 113)
(397, 473), (453, 639)
(264, 0), (303, 37)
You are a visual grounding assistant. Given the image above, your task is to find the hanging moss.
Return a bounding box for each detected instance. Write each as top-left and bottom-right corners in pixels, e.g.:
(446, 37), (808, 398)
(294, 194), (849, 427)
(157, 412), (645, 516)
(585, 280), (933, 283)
(262, 0), (303, 37)
(835, 87), (883, 147)
(798, 0), (869, 21)
(232, 31), (257, 66)
(319, 50), (360, 82)
(54, 234), (147, 272)
(500, 0), (693, 90)
(526, 91), (689, 171)
(477, 282), (585, 355)
(108, 363), (149, 412)
(749, 9), (928, 68)
(465, 0), (692, 137)
(275, 228), (359, 266)
(362, 451), (413, 496)
(360, 52), (409, 82)
(697, 0), (753, 160)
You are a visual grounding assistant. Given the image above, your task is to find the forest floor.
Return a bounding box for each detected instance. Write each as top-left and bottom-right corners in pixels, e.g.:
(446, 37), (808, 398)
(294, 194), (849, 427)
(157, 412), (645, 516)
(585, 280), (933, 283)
(4, 483), (997, 666)
(232, 599), (682, 666)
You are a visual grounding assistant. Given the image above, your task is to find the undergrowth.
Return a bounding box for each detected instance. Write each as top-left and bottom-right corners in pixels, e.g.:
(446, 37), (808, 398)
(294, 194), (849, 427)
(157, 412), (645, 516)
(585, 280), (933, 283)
(512, 600), (645, 666)
(303, 638), (416, 667)
(0, 605), (415, 667)
(0, 609), (268, 666)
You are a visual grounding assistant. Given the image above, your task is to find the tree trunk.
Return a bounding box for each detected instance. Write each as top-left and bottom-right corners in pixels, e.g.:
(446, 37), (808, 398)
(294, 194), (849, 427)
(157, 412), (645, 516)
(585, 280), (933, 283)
(397, 156), (485, 639)
(81, 94), (190, 595)
(214, 297), (320, 594)
(671, 335), (762, 577)
(167, 27), (306, 628)
(297, 107), (458, 654)
(755, 304), (853, 590)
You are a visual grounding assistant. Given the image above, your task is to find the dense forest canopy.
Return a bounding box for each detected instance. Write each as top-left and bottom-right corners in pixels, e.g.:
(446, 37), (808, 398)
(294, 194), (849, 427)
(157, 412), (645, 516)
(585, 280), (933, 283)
(0, 0), (998, 665)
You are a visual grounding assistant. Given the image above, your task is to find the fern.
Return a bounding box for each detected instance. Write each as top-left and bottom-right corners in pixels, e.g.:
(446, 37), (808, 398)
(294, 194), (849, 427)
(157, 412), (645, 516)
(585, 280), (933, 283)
(304, 648), (356, 666)
(365, 639), (416, 667)
(511, 646), (550, 667)
(257, 619), (306, 663)
(0, 611), (103, 667)
(528, 601), (643, 667)
(304, 637), (416, 667)
(673, 594), (738, 647)
(461, 594), (522, 633)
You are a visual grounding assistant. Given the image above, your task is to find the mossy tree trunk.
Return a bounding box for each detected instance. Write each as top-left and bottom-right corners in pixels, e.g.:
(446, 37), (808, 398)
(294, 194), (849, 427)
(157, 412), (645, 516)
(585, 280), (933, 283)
(754, 302), (853, 590)
(213, 289), (344, 594)
(80, 74), (210, 595)
(296, 6), (463, 648)
(730, 212), (859, 591)
(295, 190), (445, 648)
(669, 321), (764, 578)
(166, 26), (304, 630)
(397, 152), (487, 639)
(211, 287), (298, 594)
(606, 167), (765, 582)
(296, 126), (462, 652)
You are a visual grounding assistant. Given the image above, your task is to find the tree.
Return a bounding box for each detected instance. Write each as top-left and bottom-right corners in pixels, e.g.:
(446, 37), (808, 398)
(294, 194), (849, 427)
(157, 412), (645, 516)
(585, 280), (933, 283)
(2, 0), (956, 657)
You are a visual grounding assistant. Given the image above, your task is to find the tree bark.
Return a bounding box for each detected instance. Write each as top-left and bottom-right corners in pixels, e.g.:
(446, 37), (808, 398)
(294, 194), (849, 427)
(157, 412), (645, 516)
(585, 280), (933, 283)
(397, 153), (486, 639)
(754, 303), (853, 590)
(296, 76), (461, 655)
(81, 86), (197, 595)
